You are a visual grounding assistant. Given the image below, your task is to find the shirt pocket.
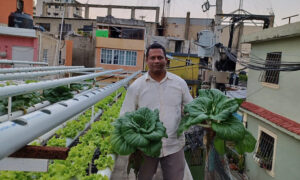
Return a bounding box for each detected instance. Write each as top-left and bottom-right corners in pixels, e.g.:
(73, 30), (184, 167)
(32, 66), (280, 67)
(163, 86), (182, 107)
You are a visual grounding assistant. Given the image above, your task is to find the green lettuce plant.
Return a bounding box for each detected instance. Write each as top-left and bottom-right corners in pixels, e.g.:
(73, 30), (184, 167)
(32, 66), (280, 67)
(111, 107), (168, 157)
(111, 107), (168, 176)
(177, 89), (256, 155)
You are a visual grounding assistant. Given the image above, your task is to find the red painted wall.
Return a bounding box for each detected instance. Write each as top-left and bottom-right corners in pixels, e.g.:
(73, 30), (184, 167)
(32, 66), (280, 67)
(0, 35), (38, 68)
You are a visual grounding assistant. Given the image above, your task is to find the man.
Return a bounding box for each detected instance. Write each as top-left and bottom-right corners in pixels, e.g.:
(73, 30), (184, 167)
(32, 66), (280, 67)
(120, 43), (193, 180)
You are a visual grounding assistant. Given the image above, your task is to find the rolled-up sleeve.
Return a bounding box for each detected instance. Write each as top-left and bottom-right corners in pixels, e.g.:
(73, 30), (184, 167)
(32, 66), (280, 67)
(182, 82), (193, 105)
(120, 85), (138, 116)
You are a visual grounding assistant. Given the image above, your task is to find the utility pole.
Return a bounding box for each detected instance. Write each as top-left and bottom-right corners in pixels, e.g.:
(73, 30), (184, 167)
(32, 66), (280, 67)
(211, 0), (222, 89)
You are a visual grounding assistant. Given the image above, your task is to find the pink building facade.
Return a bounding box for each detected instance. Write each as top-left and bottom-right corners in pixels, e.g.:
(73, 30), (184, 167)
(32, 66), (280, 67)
(0, 26), (38, 68)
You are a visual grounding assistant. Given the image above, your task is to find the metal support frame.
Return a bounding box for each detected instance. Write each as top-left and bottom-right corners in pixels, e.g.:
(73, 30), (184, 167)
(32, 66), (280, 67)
(0, 68), (103, 81)
(0, 69), (123, 99)
(0, 71), (140, 160)
(0, 66), (84, 74)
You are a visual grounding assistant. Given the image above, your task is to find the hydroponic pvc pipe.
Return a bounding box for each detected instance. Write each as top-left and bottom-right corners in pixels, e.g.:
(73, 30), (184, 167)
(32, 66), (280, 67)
(0, 87), (92, 123)
(0, 66), (84, 73)
(0, 71), (140, 160)
(0, 68), (103, 80)
(0, 60), (48, 66)
(0, 69), (123, 99)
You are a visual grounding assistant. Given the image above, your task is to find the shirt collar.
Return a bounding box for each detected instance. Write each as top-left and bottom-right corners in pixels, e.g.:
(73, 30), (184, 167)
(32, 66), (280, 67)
(145, 71), (173, 82)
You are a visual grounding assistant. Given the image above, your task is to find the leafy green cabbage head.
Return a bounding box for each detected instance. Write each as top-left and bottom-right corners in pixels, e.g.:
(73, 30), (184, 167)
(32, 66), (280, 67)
(111, 107), (168, 157)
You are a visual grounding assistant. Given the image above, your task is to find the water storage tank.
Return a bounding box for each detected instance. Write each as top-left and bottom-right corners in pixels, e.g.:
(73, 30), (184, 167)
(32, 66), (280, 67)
(8, 12), (33, 29)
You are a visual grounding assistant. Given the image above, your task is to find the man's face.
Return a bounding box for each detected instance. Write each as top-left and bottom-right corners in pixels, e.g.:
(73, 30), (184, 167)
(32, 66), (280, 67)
(146, 48), (167, 74)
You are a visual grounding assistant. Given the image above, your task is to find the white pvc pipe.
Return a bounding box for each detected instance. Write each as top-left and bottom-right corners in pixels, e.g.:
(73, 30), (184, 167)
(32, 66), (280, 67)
(0, 87), (92, 123)
(0, 68), (103, 80)
(0, 71), (140, 160)
(0, 69), (123, 99)
(0, 101), (51, 123)
(0, 66), (84, 74)
(0, 60), (48, 66)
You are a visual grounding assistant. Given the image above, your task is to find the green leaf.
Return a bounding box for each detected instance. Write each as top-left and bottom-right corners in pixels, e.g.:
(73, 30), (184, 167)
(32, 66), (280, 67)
(143, 122), (168, 141)
(111, 107), (167, 157)
(138, 140), (162, 157)
(111, 133), (136, 155)
(123, 129), (150, 147)
(186, 114), (208, 127)
(214, 136), (225, 155)
(235, 130), (257, 154)
(211, 116), (245, 141)
(211, 99), (239, 121)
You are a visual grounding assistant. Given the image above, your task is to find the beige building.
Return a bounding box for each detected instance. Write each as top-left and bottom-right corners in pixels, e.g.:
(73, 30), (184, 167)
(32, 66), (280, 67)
(34, 16), (96, 37)
(35, 0), (83, 18)
(37, 31), (59, 66)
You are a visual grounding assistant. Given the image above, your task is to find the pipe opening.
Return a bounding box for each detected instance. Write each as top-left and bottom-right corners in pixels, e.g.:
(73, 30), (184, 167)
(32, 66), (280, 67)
(91, 92), (96, 95)
(73, 98), (79, 101)
(12, 119), (27, 126)
(83, 94), (89, 97)
(58, 102), (68, 107)
(41, 109), (51, 115)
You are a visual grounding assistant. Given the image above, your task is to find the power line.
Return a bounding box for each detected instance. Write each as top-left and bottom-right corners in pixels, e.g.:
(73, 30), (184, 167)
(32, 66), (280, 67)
(216, 43), (300, 71)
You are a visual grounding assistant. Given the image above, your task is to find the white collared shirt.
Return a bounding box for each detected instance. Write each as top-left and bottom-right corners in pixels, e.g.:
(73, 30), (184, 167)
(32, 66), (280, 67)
(120, 72), (193, 157)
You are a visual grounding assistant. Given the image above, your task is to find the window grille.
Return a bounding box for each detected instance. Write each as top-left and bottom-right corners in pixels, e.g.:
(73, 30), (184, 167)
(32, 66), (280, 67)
(100, 48), (137, 66)
(260, 52), (281, 84)
(254, 131), (275, 171)
(58, 24), (72, 33)
(43, 49), (48, 63)
(186, 59), (191, 66)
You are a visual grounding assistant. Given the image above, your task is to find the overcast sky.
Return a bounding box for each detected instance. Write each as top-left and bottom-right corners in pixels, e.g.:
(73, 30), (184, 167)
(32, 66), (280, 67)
(36, 0), (300, 26)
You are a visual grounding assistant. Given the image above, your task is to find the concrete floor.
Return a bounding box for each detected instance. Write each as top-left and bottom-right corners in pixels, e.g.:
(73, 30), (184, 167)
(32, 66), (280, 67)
(111, 155), (193, 180)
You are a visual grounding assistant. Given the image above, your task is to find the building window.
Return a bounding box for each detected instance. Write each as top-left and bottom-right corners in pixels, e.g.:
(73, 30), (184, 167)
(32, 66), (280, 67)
(47, 12), (51, 16)
(262, 52), (281, 84)
(43, 49), (48, 63)
(58, 24), (72, 32)
(54, 13), (59, 16)
(101, 48), (137, 66)
(37, 23), (51, 31)
(104, 26), (144, 40)
(186, 59), (191, 66)
(175, 41), (183, 53)
(254, 126), (277, 176)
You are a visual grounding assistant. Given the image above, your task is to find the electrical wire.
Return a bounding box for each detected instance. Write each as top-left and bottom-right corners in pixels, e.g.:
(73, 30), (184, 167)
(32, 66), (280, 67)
(217, 43), (300, 71)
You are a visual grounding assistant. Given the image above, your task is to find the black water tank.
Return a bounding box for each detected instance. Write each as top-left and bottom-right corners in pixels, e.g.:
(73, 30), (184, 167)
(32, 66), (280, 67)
(8, 12), (33, 29)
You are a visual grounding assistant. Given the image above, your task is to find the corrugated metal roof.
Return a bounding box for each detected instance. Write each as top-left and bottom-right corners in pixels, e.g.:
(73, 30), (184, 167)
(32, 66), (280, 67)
(0, 26), (36, 38)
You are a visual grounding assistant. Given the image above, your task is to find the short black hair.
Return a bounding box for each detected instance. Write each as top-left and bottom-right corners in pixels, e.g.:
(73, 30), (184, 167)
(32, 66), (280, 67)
(146, 43), (166, 58)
